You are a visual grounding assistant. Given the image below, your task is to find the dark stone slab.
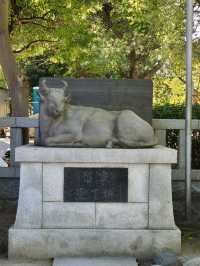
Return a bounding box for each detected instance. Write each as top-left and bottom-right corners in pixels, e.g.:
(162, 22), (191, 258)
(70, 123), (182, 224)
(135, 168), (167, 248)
(64, 168), (128, 202)
(39, 78), (153, 123)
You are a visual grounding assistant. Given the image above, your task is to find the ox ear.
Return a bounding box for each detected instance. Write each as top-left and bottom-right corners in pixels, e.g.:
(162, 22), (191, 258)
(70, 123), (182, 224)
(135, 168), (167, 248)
(61, 80), (69, 95)
(39, 80), (49, 102)
(38, 91), (46, 102)
(61, 80), (68, 89)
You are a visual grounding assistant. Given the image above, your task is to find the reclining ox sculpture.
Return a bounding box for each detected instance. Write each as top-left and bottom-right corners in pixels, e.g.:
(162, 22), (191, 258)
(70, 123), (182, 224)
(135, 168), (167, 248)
(39, 80), (157, 148)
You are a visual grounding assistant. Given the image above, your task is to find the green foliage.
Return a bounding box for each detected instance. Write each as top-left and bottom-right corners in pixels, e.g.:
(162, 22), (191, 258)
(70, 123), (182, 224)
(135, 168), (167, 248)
(10, 0), (185, 76)
(153, 104), (185, 119)
(23, 53), (68, 87)
(153, 104), (200, 119)
(153, 77), (185, 105)
(7, 0), (200, 106)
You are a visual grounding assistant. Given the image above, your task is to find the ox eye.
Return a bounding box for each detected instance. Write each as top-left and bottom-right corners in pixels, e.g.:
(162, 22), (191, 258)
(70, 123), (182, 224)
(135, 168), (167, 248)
(49, 103), (55, 109)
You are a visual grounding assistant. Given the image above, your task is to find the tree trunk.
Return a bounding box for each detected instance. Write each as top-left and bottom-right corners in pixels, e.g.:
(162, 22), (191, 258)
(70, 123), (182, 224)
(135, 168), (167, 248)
(128, 48), (139, 79)
(0, 0), (29, 117)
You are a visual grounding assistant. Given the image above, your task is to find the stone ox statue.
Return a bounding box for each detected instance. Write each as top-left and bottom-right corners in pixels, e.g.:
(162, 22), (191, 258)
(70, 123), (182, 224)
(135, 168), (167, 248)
(39, 80), (157, 148)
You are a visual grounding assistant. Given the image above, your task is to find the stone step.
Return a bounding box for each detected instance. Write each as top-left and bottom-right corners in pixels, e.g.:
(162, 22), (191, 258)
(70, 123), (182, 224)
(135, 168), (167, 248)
(53, 257), (138, 266)
(0, 259), (51, 266)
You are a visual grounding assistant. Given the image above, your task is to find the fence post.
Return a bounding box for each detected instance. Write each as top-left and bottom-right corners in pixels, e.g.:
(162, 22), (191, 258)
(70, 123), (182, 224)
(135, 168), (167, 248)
(10, 127), (23, 167)
(155, 129), (166, 146)
(179, 129), (186, 169)
(34, 127), (40, 145)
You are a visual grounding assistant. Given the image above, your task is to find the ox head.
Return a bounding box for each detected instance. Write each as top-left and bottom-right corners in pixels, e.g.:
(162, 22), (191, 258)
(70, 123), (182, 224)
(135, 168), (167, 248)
(39, 80), (71, 118)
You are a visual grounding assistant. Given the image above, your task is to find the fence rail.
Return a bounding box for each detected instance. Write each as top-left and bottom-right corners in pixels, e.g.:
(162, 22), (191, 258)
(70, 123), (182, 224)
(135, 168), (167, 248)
(0, 117), (38, 179)
(0, 117), (199, 181)
(153, 119), (200, 181)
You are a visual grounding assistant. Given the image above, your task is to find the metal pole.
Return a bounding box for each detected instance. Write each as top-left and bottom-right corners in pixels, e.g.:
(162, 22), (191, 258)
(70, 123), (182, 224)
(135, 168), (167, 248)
(185, 0), (193, 221)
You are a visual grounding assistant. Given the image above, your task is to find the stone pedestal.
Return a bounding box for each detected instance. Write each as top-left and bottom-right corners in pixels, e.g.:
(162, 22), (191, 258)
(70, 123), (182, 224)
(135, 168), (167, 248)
(9, 145), (181, 259)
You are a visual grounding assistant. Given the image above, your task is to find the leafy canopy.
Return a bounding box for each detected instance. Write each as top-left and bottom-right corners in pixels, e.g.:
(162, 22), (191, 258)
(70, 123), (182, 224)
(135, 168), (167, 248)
(4, 0), (199, 104)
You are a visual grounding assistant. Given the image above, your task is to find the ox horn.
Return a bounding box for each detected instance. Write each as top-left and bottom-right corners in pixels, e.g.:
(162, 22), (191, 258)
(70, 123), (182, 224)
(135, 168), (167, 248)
(39, 79), (49, 102)
(41, 79), (49, 94)
(61, 80), (68, 89)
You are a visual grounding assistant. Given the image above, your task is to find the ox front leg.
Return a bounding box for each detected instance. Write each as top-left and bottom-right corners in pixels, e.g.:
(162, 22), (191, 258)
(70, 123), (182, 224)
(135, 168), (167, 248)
(45, 133), (81, 146)
(106, 137), (119, 148)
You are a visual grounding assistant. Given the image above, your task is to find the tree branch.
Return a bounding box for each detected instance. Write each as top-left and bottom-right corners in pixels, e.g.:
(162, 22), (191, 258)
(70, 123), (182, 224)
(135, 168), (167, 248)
(18, 21), (54, 30)
(95, 2), (127, 38)
(9, 0), (23, 33)
(178, 76), (186, 84)
(97, 2), (113, 29)
(19, 11), (51, 22)
(142, 61), (163, 79)
(128, 48), (137, 79)
(13, 39), (57, 53)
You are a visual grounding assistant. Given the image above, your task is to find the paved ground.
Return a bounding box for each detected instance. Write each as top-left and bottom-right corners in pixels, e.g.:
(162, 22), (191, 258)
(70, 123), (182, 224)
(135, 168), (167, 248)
(179, 228), (200, 264)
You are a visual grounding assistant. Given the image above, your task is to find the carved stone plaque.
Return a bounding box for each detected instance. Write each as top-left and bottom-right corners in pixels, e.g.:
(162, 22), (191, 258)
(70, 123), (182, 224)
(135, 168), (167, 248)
(64, 168), (128, 202)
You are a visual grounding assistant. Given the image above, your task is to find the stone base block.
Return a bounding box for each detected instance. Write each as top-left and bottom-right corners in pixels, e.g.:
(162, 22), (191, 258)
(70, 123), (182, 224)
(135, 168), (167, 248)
(53, 256), (137, 266)
(0, 259), (51, 266)
(9, 228), (181, 260)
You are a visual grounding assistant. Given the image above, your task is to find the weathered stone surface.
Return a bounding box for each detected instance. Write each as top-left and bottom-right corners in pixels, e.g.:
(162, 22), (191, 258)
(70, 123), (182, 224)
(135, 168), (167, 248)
(183, 257), (200, 266)
(0, 259), (51, 266)
(96, 203), (148, 229)
(39, 78), (154, 147)
(9, 145), (179, 260)
(8, 228), (181, 259)
(152, 229), (181, 257)
(152, 251), (179, 266)
(149, 164), (175, 229)
(14, 163), (42, 229)
(53, 256), (138, 266)
(43, 164), (63, 202)
(15, 145), (177, 164)
(43, 203), (95, 228)
(128, 165), (149, 202)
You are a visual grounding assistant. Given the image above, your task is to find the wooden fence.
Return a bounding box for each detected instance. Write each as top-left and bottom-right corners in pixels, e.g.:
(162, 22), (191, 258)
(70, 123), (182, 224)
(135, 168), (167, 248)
(0, 117), (198, 253)
(153, 119), (200, 181)
(0, 117), (38, 180)
(0, 117), (200, 182)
